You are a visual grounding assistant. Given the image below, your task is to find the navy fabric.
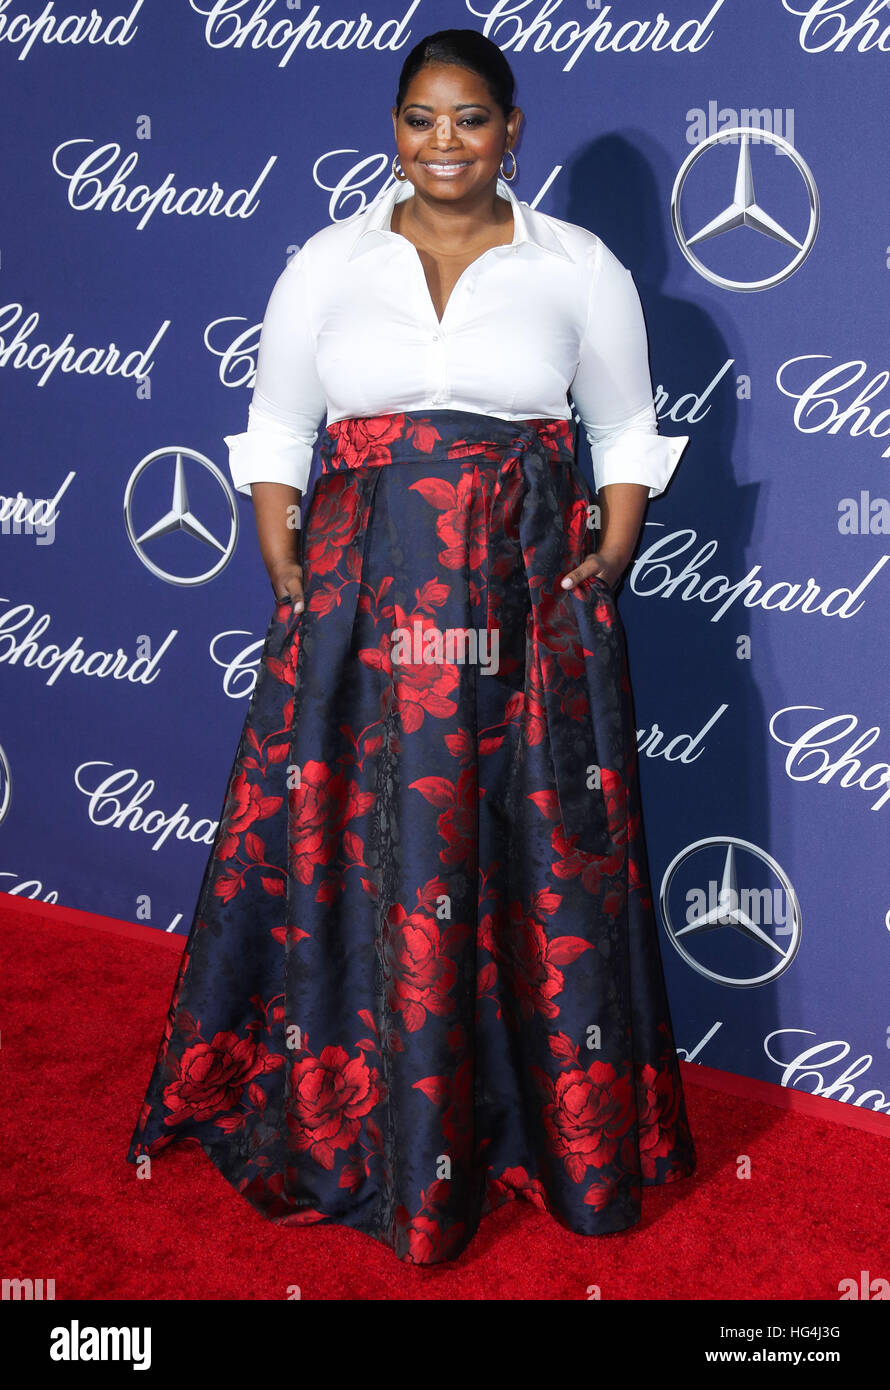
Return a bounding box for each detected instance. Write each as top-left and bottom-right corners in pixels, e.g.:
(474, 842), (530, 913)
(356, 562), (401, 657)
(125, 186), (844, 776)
(127, 408), (696, 1264)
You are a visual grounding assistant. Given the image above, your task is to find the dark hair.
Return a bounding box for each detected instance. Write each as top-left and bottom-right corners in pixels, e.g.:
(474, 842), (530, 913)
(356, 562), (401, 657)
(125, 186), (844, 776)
(394, 29), (516, 120)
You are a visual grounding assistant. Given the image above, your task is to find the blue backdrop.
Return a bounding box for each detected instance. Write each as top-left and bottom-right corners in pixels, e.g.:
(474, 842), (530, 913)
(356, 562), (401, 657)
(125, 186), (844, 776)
(2, 0), (888, 1116)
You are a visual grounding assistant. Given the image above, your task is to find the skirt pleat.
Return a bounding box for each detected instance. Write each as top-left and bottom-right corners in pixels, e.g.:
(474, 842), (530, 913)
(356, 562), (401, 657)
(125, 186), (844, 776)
(127, 408), (696, 1264)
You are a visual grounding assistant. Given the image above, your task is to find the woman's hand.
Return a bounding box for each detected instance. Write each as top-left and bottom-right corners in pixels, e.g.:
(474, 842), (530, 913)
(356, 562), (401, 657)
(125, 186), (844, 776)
(560, 481), (650, 594)
(248, 480), (304, 613)
(560, 550), (625, 593)
(269, 561), (304, 613)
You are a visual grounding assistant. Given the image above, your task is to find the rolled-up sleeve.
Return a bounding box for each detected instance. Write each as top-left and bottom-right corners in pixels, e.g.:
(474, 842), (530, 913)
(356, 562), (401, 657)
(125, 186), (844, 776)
(223, 246), (327, 497)
(570, 240), (689, 498)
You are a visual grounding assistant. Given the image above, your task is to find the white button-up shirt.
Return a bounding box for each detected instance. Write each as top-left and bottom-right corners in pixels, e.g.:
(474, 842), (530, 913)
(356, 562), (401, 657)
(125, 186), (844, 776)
(224, 176), (689, 499)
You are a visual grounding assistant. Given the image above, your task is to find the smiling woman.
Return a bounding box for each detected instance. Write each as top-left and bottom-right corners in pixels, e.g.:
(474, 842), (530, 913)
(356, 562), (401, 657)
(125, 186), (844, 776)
(127, 26), (697, 1267)
(388, 59), (520, 321)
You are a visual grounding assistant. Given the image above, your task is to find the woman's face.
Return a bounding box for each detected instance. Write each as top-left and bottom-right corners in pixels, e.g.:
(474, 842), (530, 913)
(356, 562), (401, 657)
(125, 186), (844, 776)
(391, 63), (521, 202)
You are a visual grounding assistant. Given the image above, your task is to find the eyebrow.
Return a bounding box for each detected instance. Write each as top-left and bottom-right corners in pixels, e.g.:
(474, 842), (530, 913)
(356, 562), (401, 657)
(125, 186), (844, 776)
(401, 103), (492, 113)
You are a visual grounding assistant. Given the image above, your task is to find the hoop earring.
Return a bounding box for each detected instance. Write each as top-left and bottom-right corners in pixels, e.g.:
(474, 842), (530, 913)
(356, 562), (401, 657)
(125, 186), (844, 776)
(499, 149), (517, 182)
(392, 155), (407, 182)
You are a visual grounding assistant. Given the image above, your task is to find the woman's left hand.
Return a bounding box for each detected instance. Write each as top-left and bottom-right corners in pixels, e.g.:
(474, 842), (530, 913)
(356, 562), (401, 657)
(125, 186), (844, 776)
(560, 552), (625, 593)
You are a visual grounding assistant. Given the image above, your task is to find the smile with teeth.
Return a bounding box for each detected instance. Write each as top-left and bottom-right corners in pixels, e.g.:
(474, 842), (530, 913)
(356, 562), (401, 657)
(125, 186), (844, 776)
(422, 160), (472, 174)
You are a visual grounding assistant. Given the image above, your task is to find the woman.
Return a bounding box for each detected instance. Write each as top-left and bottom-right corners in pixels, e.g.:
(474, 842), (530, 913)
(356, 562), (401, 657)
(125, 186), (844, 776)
(127, 29), (696, 1266)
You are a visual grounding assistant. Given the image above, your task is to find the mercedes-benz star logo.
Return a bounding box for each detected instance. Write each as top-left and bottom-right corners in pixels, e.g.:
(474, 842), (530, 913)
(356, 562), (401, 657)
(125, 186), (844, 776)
(671, 126), (820, 291)
(659, 836), (802, 987)
(123, 446), (239, 586)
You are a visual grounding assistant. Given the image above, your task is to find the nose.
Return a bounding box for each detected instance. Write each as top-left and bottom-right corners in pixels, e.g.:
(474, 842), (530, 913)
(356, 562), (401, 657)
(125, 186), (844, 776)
(429, 117), (460, 148)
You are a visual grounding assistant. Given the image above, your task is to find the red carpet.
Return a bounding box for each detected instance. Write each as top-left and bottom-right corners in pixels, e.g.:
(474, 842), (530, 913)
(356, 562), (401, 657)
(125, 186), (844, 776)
(2, 897), (888, 1301)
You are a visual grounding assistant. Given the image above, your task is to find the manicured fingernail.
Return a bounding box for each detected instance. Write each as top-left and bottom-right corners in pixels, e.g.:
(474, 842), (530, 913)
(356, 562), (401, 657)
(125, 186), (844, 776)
(294, 600), (303, 612)
(560, 576), (573, 589)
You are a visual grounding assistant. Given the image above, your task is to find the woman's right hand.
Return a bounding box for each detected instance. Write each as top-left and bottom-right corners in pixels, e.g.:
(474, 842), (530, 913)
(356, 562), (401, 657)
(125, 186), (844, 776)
(249, 481), (305, 614)
(269, 561), (304, 613)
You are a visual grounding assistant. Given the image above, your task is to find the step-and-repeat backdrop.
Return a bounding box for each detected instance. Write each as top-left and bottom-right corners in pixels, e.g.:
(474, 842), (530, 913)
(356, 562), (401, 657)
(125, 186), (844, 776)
(1, 0), (888, 1116)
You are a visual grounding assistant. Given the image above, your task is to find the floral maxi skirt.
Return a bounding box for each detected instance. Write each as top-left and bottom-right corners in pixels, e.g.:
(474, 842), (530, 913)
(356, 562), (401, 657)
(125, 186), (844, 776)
(127, 407), (696, 1264)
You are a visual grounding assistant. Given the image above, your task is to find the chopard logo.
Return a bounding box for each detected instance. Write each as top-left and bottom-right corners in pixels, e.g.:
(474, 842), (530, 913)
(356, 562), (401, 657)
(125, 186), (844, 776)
(765, 1028), (890, 1113)
(0, 1), (143, 58)
(0, 871), (59, 902)
(75, 763), (218, 853)
(0, 302), (169, 388)
(53, 140), (277, 231)
(769, 705), (890, 813)
(0, 600), (177, 686)
(209, 627), (268, 700)
(190, 0), (423, 66)
(777, 354), (890, 458)
(0, 471), (75, 546)
(629, 527), (889, 622)
(679, 1022), (890, 1113)
(637, 703), (728, 763)
(782, 0), (890, 52)
(187, 0), (728, 71)
(477, 0), (728, 70)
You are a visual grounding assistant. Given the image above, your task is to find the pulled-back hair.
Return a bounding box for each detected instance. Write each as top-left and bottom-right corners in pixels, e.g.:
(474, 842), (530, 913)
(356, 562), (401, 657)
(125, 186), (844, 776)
(394, 29), (516, 120)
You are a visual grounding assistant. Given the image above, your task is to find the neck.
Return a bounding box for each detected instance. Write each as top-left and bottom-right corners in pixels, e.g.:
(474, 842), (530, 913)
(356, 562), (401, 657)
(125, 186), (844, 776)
(394, 180), (511, 249)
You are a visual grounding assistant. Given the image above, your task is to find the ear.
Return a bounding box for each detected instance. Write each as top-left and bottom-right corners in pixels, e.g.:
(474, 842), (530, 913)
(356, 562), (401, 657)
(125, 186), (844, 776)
(507, 106), (524, 145)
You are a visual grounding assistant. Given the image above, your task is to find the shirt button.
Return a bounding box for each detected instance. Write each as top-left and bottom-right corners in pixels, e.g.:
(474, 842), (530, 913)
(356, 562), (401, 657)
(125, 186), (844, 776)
(432, 333), (439, 341)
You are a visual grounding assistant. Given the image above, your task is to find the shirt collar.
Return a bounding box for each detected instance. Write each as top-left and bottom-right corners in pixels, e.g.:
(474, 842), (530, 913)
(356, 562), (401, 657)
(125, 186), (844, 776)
(345, 176), (574, 262)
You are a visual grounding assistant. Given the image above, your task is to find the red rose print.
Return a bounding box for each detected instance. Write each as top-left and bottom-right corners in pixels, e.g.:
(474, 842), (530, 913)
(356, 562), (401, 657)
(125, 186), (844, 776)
(413, 1055), (474, 1159)
(218, 769), (282, 860)
(410, 467), (495, 571)
(303, 477), (363, 575)
(326, 413), (406, 470)
(565, 495), (589, 561)
(637, 1056), (684, 1179)
(541, 1060), (635, 1183)
(537, 600), (587, 684)
(393, 1180), (465, 1264)
(486, 1165), (549, 1211)
(359, 607), (460, 734)
(162, 1031), (277, 1126)
(409, 768), (479, 865)
(266, 631), (300, 689)
(551, 822), (626, 909)
(128, 409), (695, 1262)
(528, 790), (627, 907)
(405, 1214), (446, 1263)
(479, 893), (593, 1022)
(288, 759), (375, 886)
(601, 766), (631, 847)
(523, 644), (549, 747)
(382, 901), (459, 1033)
(289, 1044), (380, 1170)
